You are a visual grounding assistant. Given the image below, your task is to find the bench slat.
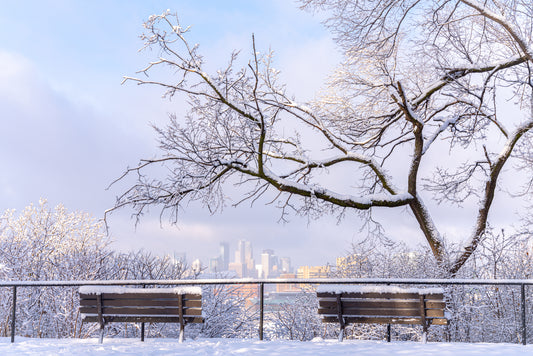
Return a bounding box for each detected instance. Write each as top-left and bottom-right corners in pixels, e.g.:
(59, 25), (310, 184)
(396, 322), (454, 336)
(80, 288), (204, 343)
(82, 315), (204, 324)
(317, 288), (448, 342)
(317, 292), (444, 300)
(80, 299), (202, 308)
(318, 299), (445, 309)
(321, 316), (448, 325)
(80, 306), (202, 316)
(318, 307), (445, 318)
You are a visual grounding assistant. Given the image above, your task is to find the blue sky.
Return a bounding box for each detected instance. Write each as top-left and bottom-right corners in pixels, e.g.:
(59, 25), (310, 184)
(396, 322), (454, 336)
(2, 1), (520, 269)
(0, 1), (359, 267)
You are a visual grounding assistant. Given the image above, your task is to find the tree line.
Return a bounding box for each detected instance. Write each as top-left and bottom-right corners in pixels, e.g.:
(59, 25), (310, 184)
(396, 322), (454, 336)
(1, 201), (532, 342)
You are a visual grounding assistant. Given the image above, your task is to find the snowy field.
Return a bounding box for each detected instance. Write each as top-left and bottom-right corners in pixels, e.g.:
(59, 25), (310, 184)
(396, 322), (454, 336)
(1, 337), (533, 355)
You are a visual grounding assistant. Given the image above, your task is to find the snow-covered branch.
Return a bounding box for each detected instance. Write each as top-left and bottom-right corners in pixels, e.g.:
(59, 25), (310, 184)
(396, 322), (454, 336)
(115, 3), (533, 275)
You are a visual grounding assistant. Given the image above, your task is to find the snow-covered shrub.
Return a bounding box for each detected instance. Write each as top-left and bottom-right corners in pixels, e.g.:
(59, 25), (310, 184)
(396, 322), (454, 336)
(194, 283), (258, 339)
(267, 291), (325, 341)
(0, 200), (110, 338)
(445, 229), (533, 344)
(0, 201), (193, 339)
(83, 251), (192, 339)
(332, 231), (533, 343)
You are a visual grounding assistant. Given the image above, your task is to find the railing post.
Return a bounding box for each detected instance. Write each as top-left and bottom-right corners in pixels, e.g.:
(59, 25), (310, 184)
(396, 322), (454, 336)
(259, 282), (264, 340)
(386, 282), (392, 341)
(141, 284), (146, 341)
(11, 286), (17, 343)
(521, 284), (527, 345)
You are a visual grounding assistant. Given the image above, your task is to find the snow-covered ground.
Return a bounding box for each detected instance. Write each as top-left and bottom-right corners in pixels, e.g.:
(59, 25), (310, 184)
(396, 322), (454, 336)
(1, 337), (532, 355)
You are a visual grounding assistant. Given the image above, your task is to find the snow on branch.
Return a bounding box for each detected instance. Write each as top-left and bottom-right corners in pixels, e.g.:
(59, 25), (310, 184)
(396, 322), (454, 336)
(115, 3), (533, 276)
(459, 0), (533, 61)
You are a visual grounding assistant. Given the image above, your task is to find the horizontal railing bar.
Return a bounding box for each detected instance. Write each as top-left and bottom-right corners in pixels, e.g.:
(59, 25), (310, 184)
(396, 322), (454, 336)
(0, 278), (532, 288)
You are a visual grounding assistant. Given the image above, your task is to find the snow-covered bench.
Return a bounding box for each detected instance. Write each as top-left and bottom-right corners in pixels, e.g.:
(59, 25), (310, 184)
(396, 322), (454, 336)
(79, 286), (203, 343)
(317, 285), (448, 342)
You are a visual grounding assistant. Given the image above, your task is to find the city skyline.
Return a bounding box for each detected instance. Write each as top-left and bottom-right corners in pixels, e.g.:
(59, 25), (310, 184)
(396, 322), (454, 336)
(207, 240), (294, 278)
(1, 1), (514, 269)
(0, 1), (363, 268)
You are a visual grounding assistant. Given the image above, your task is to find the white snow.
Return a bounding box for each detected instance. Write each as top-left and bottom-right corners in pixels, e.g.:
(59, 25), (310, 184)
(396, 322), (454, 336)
(262, 167), (411, 208)
(0, 337), (531, 355)
(422, 116), (458, 155)
(316, 284), (444, 294)
(78, 286), (202, 295)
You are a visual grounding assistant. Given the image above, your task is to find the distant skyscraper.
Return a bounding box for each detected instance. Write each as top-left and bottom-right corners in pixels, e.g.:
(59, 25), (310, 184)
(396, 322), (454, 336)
(230, 239), (256, 277)
(219, 242), (229, 270)
(244, 241), (253, 261)
(235, 240), (246, 264)
(280, 257), (291, 273)
(244, 240), (255, 275)
(261, 249), (275, 278)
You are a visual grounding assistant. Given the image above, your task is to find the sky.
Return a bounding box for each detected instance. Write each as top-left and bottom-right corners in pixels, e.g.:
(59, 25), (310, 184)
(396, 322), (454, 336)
(0, 1), (524, 269)
(0, 0), (357, 267)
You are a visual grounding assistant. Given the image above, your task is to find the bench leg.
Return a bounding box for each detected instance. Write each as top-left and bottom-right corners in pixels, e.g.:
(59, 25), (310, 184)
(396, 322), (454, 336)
(338, 318), (346, 342)
(99, 325), (105, 344)
(338, 327), (344, 342)
(141, 322), (145, 342)
(419, 294), (428, 343)
(179, 322), (185, 343)
(421, 321), (428, 343)
(387, 324), (391, 342)
(336, 295), (345, 342)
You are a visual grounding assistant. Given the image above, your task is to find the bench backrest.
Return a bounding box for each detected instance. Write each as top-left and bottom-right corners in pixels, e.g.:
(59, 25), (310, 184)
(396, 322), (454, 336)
(317, 291), (447, 325)
(80, 291), (203, 322)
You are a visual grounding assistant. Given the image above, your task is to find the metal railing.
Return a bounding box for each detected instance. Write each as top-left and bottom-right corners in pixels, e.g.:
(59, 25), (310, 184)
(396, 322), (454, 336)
(2, 278), (532, 344)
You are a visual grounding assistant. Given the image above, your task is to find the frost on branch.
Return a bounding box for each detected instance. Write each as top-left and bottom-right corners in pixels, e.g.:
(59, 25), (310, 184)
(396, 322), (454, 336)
(113, 12), (408, 220)
(0, 200), (197, 339)
(114, 2), (533, 275)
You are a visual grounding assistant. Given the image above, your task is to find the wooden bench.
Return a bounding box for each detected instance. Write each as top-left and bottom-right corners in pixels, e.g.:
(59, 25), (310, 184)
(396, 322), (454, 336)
(79, 286), (203, 343)
(317, 285), (448, 342)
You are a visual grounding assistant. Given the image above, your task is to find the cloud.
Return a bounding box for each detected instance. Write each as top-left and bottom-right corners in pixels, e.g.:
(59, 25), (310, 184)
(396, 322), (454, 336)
(5, 2), (523, 272)
(0, 50), (138, 215)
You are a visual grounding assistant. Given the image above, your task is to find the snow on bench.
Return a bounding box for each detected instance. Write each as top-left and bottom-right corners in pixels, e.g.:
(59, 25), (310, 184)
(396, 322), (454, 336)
(316, 284), (444, 295)
(317, 284), (448, 342)
(79, 285), (202, 295)
(79, 285), (203, 343)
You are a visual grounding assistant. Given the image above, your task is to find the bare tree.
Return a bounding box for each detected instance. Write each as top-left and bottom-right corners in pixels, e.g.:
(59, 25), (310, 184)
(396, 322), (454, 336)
(112, 1), (533, 275)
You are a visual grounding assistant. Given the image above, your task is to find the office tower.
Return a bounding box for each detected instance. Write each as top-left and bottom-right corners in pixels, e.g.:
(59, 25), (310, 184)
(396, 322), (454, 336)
(261, 249), (274, 278)
(244, 240), (255, 275)
(231, 239), (257, 277)
(280, 257), (291, 273)
(235, 240), (246, 264)
(244, 241), (253, 261)
(230, 240), (248, 277)
(219, 242), (229, 270)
